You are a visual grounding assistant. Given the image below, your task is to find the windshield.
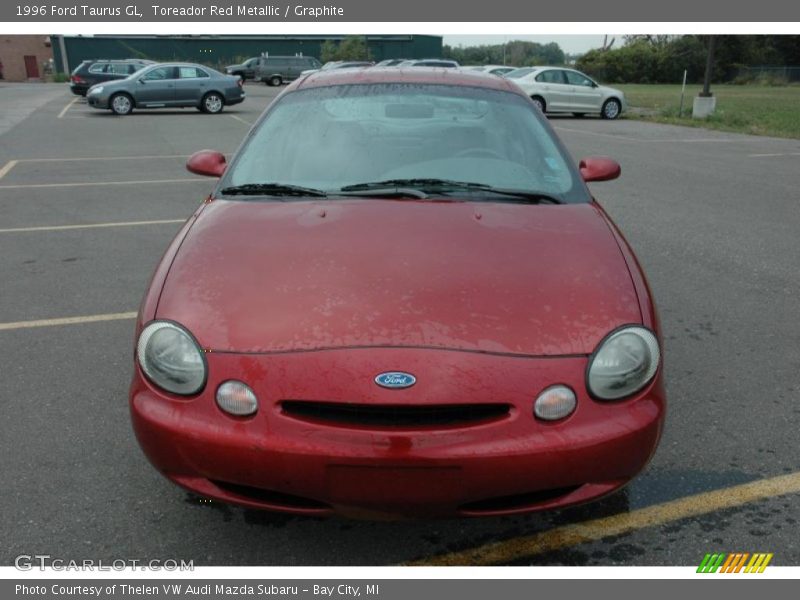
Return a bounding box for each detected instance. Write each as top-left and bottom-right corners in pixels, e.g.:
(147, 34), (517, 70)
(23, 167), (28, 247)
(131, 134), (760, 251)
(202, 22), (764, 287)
(221, 83), (588, 203)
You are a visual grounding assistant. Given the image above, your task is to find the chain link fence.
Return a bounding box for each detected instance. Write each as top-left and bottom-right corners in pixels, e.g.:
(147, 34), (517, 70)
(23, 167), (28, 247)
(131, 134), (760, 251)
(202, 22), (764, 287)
(734, 65), (800, 84)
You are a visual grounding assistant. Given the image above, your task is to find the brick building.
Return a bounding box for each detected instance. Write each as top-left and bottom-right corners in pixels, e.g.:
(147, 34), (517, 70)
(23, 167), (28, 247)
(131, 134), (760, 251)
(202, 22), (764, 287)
(0, 36), (55, 81)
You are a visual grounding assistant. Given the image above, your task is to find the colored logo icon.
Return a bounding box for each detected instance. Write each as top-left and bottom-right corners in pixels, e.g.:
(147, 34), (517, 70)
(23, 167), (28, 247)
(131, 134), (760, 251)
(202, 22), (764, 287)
(697, 552), (773, 573)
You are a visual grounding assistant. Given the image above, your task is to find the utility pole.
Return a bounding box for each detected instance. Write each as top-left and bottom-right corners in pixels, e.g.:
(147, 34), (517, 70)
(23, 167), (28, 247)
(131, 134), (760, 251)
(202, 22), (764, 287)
(700, 35), (716, 97)
(693, 35), (717, 118)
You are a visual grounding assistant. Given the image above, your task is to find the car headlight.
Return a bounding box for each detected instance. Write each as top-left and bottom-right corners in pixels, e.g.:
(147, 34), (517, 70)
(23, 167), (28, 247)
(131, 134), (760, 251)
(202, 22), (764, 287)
(89, 86), (103, 95)
(136, 321), (207, 396)
(587, 326), (660, 400)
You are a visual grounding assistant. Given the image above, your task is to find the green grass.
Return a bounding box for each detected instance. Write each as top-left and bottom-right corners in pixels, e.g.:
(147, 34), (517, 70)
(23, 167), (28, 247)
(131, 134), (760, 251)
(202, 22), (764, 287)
(616, 84), (800, 139)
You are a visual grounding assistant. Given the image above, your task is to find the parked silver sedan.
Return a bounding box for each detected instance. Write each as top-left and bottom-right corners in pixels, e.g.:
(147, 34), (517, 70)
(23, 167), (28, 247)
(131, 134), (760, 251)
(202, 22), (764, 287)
(505, 66), (626, 119)
(86, 63), (245, 115)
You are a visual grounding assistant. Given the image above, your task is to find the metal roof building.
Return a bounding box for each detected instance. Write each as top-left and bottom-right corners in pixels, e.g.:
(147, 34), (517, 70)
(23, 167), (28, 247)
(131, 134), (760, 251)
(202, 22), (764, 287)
(51, 35), (443, 74)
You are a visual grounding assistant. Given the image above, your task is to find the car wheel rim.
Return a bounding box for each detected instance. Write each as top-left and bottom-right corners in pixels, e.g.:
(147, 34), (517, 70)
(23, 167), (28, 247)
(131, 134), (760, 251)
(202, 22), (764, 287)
(113, 96), (130, 113)
(605, 101), (619, 119)
(533, 99), (543, 111)
(205, 96), (222, 112)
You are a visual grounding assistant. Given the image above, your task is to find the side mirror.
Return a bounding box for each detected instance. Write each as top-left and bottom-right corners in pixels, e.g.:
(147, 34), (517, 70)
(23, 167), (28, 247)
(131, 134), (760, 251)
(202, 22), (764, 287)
(579, 156), (621, 182)
(186, 150), (226, 178)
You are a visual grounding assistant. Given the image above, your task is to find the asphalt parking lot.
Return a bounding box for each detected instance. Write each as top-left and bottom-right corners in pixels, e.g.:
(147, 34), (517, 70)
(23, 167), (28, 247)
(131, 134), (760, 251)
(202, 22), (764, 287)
(1, 81), (799, 567)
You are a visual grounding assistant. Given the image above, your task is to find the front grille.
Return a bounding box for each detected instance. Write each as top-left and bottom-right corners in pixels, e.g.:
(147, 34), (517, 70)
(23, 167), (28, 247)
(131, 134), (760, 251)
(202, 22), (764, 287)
(460, 485), (581, 513)
(281, 400), (511, 428)
(211, 480), (330, 510)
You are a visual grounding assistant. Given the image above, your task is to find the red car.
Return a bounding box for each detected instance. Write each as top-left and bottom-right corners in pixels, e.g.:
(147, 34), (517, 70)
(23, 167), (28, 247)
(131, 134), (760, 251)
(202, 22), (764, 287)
(130, 68), (665, 518)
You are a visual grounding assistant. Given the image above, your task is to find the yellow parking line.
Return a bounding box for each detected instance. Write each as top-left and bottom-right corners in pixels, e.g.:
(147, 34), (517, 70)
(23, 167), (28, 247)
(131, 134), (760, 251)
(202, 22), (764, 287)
(0, 219), (185, 234)
(409, 471), (800, 566)
(0, 312), (137, 332)
(0, 178), (206, 189)
(228, 114), (253, 126)
(0, 160), (18, 181)
(57, 97), (80, 119)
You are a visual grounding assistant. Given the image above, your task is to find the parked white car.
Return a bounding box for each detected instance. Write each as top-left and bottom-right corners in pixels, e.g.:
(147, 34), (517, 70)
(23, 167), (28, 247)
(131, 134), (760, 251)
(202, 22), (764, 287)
(505, 66), (627, 119)
(463, 65), (517, 76)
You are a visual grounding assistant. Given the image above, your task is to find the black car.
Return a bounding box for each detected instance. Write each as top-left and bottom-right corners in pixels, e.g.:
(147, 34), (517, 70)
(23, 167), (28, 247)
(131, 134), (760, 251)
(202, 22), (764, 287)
(69, 59), (155, 96)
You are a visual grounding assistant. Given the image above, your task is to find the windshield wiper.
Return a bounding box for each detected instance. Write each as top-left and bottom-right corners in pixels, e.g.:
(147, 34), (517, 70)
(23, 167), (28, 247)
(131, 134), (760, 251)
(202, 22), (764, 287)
(340, 178), (469, 192)
(463, 187), (563, 204)
(219, 183), (327, 197)
(338, 179), (561, 204)
(336, 187), (429, 199)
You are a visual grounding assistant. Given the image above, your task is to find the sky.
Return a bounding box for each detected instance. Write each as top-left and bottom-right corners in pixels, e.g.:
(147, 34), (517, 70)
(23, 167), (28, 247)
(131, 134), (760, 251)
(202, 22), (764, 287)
(442, 35), (623, 55)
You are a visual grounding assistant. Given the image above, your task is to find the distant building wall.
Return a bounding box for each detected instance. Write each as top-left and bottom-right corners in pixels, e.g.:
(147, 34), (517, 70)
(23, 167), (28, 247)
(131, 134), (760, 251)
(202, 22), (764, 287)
(0, 36), (55, 81)
(51, 35), (443, 73)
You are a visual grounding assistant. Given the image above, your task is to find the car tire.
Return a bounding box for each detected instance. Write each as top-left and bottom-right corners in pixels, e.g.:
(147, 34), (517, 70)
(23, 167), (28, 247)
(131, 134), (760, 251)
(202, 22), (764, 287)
(601, 98), (621, 120)
(531, 95), (546, 113)
(110, 93), (133, 116)
(201, 92), (224, 114)
(268, 75), (282, 87)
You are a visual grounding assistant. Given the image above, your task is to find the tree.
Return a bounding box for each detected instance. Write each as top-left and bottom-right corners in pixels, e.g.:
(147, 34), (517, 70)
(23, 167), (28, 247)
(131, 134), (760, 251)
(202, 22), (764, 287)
(320, 36), (371, 63)
(337, 36), (370, 61)
(442, 40), (565, 66)
(320, 40), (338, 64)
(576, 35), (800, 84)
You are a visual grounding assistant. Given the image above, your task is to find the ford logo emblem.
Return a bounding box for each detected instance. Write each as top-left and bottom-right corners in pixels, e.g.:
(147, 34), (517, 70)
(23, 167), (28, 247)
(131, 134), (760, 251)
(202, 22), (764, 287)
(374, 372), (416, 389)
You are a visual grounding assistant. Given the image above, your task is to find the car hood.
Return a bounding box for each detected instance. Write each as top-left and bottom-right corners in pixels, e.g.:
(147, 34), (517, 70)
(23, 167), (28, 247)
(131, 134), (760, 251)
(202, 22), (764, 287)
(93, 78), (129, 91)
(156, 199), (641, 356)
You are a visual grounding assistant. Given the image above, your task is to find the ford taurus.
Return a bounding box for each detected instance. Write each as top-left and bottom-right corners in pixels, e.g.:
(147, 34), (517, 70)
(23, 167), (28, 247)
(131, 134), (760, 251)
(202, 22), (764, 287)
(130, 68), (665, 518)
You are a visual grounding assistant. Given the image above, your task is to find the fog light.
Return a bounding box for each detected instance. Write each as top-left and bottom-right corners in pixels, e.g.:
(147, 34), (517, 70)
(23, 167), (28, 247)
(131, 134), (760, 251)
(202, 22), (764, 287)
(216, 380), (258, 416)
(534, 385), (577, 421)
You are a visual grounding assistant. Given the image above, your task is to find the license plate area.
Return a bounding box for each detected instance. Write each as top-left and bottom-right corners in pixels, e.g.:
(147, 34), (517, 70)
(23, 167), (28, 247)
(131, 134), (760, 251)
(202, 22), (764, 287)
(325, 465), (462, 506)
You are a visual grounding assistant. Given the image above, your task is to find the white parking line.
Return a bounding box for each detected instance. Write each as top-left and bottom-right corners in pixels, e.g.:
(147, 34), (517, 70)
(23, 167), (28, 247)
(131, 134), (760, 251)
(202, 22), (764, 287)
(15, 155), (192, 163)
(554, 126), (760, 144)
(0, 312), (137, 332)
(228, 114), (253, 126)
(57, 97), (80, 119)
(0, 219), (185, 234)
(0, 178), (207, 190)
(748, 152), (800, 158)
(0, 160), (18, 181)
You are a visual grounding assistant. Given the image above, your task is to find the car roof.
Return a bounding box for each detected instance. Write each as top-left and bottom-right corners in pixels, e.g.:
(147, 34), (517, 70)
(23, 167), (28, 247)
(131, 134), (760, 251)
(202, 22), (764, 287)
(144, 62), (214, 69)
(89, 58), (151, 64)
(293, 67), (524, 94)
(466, 65), (513, 70)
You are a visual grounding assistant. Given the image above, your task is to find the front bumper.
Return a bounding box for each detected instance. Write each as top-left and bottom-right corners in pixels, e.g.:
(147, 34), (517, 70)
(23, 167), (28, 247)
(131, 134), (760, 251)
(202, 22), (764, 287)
(86, 93), (111, 109)
(130, 347), (665, 518)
